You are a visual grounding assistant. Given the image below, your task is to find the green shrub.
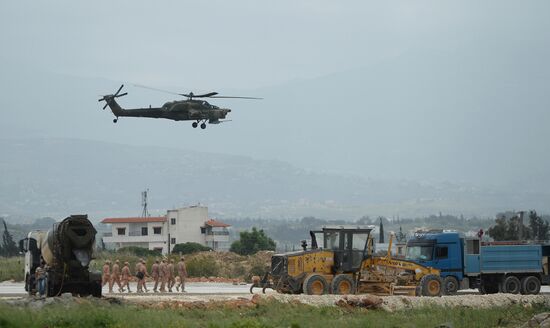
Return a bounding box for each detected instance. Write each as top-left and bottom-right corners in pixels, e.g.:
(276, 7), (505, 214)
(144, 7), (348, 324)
(117, 246), (161, 257)
(172, 242), (212, 255)
(186, 254), (220, 277)
(230, 227), (276, 255)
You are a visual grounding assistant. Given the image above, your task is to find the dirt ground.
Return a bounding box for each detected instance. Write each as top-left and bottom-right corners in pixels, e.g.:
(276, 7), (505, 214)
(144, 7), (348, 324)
(111, 289), (550, 312)
(3, 281), (550, 312)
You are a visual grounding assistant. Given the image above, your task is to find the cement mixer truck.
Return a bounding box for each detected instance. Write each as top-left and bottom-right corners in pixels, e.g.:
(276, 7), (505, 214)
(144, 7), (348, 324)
(19, 215), (102, 297)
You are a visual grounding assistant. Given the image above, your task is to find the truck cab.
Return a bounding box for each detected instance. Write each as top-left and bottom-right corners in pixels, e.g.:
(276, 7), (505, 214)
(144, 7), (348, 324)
(406, 231), (465, 293)
(19, 232), (43, 295)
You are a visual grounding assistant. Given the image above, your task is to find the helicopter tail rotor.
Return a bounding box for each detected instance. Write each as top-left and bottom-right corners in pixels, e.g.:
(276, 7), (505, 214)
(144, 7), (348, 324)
(98, 84), (128, 109)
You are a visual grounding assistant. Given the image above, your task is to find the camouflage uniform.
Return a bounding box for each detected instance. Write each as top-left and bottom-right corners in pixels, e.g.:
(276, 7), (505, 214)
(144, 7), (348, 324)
(140, 260), (149, 292)
(159, 259), (168, 292)
(152, 260), (160, 292)
(168, 259), (175, 292)
(134, 261), (143, 292)
(111, 260), (122, 292)
(102, 261), (111, 292)
(176, 257), (187, 292)
(121, 262), (132, 293)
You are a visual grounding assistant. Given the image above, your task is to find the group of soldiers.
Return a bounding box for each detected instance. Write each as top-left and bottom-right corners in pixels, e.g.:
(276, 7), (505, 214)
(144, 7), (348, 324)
(102, 256), (188, 293)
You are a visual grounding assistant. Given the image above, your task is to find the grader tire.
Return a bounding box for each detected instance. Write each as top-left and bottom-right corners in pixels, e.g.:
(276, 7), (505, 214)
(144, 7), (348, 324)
(331, 274), (356, 295)
(417, 274), (443, 297)
(303, 274), (329, 295)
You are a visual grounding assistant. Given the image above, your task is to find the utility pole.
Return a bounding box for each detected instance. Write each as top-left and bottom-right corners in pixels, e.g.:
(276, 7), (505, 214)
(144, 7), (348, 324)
(518, 211), (525, 241)
(379, 217), (385, 244)
(141, 189), (150, 217)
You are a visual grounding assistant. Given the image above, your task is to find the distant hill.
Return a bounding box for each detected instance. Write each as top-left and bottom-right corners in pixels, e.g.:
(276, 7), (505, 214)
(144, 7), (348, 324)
(1, 45), (549, 192)
(1, 138), (548, 222)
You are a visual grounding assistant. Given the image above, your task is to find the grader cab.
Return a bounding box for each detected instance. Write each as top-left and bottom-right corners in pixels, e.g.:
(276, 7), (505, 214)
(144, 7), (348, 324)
(251, 226), (442, 296)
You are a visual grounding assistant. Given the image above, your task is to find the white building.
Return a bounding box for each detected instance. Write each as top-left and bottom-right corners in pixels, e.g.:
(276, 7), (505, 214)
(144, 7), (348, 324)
(101, 206), (231, 254)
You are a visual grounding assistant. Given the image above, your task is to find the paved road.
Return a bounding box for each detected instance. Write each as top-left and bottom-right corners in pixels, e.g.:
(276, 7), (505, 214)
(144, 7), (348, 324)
(1, 281), (549, 297)
(0, 282), (252, 297)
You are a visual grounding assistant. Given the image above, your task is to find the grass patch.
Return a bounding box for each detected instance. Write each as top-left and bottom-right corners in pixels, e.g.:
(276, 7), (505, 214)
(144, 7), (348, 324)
(0, 300), (546, 328)
(0, 257), (24, 282)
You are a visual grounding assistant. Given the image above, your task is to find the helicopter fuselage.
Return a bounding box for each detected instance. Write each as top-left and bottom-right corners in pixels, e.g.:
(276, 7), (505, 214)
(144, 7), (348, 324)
(105, 98), (231, 124)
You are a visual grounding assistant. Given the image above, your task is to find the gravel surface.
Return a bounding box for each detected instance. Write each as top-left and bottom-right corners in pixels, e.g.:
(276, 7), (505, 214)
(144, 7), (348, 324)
(3, 282), (550, 312)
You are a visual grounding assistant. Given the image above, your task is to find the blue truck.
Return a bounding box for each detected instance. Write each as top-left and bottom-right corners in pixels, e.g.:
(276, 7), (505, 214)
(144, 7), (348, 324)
(405, 231), (549, 294)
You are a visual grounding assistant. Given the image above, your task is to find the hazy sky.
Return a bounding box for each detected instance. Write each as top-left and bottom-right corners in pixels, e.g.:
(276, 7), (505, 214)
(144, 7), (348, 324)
(2, 1), (547, 89)
(1, 1), (549, 190)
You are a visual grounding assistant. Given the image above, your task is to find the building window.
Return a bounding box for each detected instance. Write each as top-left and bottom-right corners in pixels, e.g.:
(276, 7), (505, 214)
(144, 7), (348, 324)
(171, 218), (176, 225)
(153, 227), (162, 235)
(200, 227), (206, 234)
(141, 227), (148, 236)
(117, 228), (126, 236)
(171, 238), (176, 245)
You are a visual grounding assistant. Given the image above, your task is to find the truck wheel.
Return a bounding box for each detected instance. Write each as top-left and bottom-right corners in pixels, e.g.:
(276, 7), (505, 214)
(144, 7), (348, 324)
(91, 281), (102, 298)
(303, 274), (329, 295)
(443, 276), (459, 295)
(521, 276), (541, 295)
(26, 274), (35, 296)
(479, 283), (498, 294)
(331, 274), (356, 295)
(477, 284), (487, 295)
(418, 274), (443, 297)
(46, 279), (54, 297)
(502, 276), (521, 294)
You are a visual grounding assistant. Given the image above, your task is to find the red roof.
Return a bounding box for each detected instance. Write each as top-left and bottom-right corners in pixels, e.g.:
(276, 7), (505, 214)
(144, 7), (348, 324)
(205, 219), (231, 228)
(101, 216), (166, 224)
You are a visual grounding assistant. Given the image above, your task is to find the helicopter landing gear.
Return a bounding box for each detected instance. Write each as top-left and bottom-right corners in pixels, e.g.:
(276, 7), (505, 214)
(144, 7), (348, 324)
(200, 123), (207, 129)
(113, 118), (118, 123)
(192, 122), (198, 128)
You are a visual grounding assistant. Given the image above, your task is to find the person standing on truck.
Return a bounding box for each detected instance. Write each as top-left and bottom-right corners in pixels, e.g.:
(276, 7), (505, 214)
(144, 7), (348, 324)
(111, 259), (123, 293)
(102, 260), (111, 292)
(168, 259), (176, 292)
(35, 262), (47, 297)
(121, 261), (131, 293)
(176, 256), (187, 292)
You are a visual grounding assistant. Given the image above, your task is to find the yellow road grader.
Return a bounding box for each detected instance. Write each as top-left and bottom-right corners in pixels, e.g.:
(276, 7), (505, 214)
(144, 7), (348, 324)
(250, 226), (442, 296)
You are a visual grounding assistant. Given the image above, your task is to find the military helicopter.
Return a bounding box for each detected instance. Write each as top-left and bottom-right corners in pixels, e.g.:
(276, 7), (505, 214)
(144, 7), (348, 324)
(98, 84), (261, 129)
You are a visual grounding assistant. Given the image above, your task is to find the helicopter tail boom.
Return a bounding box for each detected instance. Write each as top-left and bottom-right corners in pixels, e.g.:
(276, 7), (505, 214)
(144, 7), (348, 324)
(102, 97), (125, 116)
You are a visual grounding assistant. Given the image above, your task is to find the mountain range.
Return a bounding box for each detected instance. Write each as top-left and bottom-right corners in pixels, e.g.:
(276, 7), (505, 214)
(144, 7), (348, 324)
(1, 138), (548, 222)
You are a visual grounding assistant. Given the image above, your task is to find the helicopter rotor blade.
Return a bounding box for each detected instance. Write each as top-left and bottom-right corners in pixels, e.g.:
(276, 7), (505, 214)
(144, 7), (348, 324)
(116, 92), (128, 97)
(210, 96), (263, 99)
(179, 92), (218, 98)
(133, 84), (181, 96)
(103, 103), (109, 110)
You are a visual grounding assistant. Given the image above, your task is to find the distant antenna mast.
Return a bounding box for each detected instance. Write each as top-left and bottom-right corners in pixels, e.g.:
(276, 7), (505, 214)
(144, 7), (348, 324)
(141, 189), (150, 217)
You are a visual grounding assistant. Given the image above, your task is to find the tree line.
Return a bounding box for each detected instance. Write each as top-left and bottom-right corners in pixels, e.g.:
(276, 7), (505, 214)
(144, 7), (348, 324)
(0, 218), (19, 257)
(487, 211), (550, 241)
